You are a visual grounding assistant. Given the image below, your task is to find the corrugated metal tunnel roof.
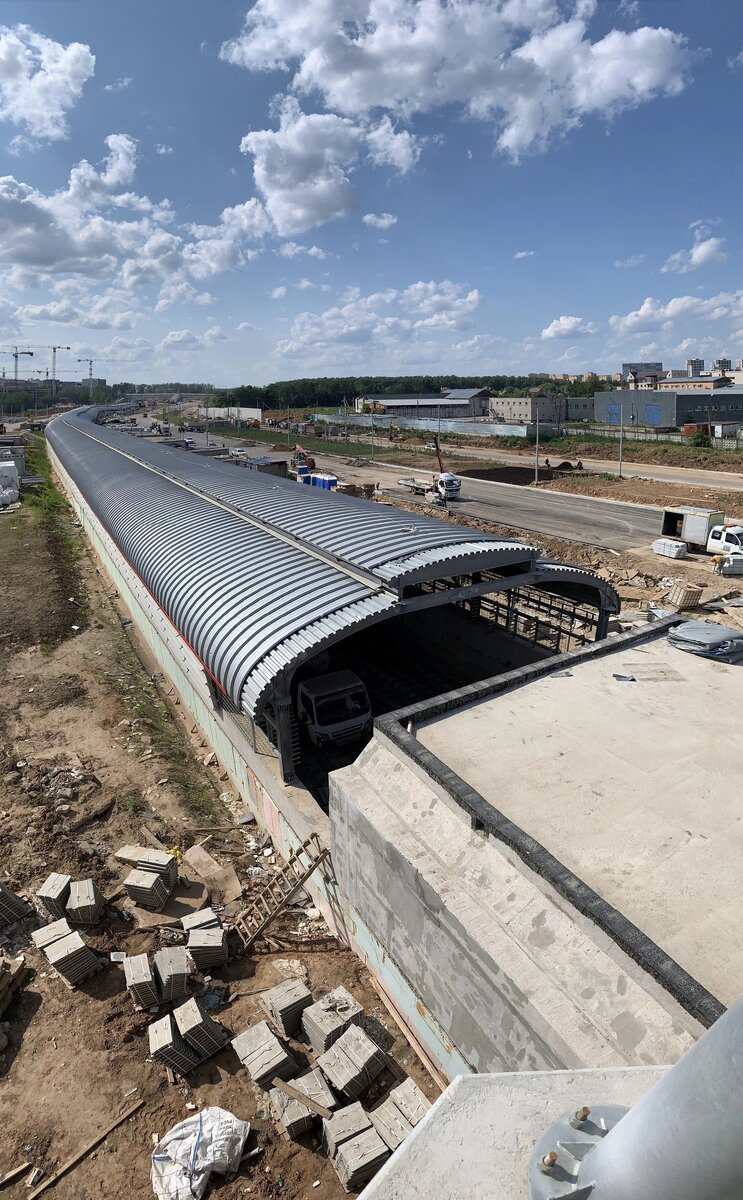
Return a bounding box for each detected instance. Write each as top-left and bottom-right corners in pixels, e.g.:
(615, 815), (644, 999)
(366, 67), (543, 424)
(47, 409), (617, 718)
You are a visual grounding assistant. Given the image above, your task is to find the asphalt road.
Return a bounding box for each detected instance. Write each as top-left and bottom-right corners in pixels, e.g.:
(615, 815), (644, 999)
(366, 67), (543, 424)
(140, 421), (662, 550)
(327, 457), (661, 550)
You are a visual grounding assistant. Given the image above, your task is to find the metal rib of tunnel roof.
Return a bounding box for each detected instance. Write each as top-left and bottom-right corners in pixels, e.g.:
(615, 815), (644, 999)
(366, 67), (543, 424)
(47, 409), (547, 717)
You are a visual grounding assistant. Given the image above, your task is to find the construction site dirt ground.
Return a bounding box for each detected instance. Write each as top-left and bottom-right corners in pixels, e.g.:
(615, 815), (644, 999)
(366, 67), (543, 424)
(0, 493), (438, 1200)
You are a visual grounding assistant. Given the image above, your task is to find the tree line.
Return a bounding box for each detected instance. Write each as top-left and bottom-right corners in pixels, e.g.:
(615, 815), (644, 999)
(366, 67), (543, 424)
(217, 374), (610, 410)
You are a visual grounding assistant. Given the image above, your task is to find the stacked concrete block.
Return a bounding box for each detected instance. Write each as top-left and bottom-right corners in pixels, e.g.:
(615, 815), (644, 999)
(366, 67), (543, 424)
(292, 1067), (338, 1113)
(148, 1012), (200, 1075)
(269, 1085), (314, 1140)
(45, 931), (100, 985)
(173, 997), (228, 1059)
(123, 868), (170, 911)
(388, 1078), (431, 1127)
(0, 882), (30, 926)
(261, 978), (312, 1038)
(153, 946), (190, 1002)
(369, 1096), (414, 1151)
(231, 1020), (297, 1088)
(323, 1102), (372, 1157)
(317, 1025), (386, 1100)
(66, 879), (105, 926)
(36, 873), (72, 920)
(123, 953), (159, 1008)
(31, 918), (72, 951)
(334, 1126), (389, 1191)
(181, 907), (220, 933)
(301, 986), (363, 1055)
(136, 849), (179, 890)
(187, 927), (228, 971)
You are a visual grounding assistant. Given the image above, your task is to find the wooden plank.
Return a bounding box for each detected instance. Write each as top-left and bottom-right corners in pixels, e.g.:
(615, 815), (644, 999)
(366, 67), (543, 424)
(370, 979), (447, 1094)
(0, 1161), (31, 1188)
(140, 825), (166, 850)
(271, 1077), (332, 1120)
(27, 1100), (145, 1198)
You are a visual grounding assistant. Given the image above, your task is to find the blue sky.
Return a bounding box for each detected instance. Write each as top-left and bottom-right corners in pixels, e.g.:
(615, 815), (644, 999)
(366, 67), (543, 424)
(0, 0), (741, 386)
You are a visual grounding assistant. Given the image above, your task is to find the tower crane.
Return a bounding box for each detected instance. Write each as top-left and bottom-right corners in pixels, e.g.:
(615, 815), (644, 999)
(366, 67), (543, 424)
(24, 345), (72, 398)
(0, 346), (33, 380)
(77, 358), (134, 401)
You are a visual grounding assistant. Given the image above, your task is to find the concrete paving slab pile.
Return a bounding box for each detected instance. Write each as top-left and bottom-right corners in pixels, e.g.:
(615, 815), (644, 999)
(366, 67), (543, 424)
(0, 882), (30, 926)
(231, 1019), (297, 1088)
(334, 1126), (389, 1192)
(369, 1096), (413, 1152)
(180, 906), (221, 932)
(148, 1011), (201, 1074)
(323, 1102), (372, 1157)
(31, 918), (72, 950)
(388, 1078), (431, 1127)
(301, 986), (363, 1055)
(293, 1067), (338, 1112)
(123, 952), (159, 1007)
(317, 1026), (386, 1100)
(123, 867), (170, 911)
(36, 872), (72, 920)
(66, 878), (105, 925)
(261, 978), (312, 1037)
(153, 946), (190, 1002)
(187, 926), (228, 970)
(269, 1085), (314, 1139)
(44, 930), (100, 985)
(173, 996), (229, 1059)
(136, 848), (179, 889)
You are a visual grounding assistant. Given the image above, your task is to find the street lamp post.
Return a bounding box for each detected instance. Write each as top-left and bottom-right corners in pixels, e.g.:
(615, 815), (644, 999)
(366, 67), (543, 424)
(534, 402), (540, 484)
(619, 401), (624, 478)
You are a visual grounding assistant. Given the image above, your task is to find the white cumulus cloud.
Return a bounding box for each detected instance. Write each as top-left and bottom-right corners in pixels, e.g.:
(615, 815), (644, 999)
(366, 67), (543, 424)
(0, 24), (95, 146)
(221, 1), (692, 161)
(513, 249), (534, 259)
(155, 143), (174, 156)
(104, 77), (132, 92)
(275, 278), (482, 368)
(541, 314), (597, 339)
(270, 285), (287, 299)
(276, 240), (327, 258)
(614, 253), (645, 268)
(241, 95), (362, 236)
(661, 221), (727, 275)
(158, 325), (228, 352)
(363, 212), (397, 230)
(609, 291), (741, 338)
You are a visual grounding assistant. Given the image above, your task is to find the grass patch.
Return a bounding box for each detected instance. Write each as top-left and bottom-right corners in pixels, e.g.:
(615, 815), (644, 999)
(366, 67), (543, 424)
(18, 435), (89, 644)
(123, 679), (222, 824)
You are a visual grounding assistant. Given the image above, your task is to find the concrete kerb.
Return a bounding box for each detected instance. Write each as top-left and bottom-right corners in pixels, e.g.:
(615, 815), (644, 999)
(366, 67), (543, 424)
(374, 619), (724, 1030)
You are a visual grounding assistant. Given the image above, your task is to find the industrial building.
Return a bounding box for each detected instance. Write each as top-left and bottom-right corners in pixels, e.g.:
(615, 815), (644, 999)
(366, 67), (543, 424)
(594, 385), (743, 427)
(354, 388), (491, 419)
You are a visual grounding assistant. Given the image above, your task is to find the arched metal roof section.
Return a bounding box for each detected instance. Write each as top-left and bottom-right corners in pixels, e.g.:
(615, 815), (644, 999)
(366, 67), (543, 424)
(534, 561), (620, 615)
(49, 408), (581, 717)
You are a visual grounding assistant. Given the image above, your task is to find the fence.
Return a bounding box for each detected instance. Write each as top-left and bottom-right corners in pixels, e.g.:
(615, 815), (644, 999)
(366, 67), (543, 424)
(314, 412), (532, 438)
(562, 426), (742, 449)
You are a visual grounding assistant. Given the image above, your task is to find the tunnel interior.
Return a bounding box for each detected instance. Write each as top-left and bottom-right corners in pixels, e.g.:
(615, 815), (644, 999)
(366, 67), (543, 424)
(274, 580), (604, 808)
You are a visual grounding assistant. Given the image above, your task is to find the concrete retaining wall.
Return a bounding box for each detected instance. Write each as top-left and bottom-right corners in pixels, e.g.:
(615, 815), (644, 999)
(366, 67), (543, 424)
(331, 738), (700, 1075)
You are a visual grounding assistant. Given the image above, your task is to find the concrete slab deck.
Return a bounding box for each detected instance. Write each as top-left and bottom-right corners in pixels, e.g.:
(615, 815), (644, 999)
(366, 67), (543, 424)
(417, 632), (743, 1005)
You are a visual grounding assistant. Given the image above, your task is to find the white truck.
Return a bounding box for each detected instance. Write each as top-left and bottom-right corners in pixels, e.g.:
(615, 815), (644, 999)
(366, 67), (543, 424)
(661, 507), (743, 554)
(296, 670), (372, 748)
(398, 472), (462, 502)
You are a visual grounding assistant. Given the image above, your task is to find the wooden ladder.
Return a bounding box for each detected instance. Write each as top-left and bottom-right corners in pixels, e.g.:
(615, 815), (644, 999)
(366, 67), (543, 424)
(234, 832), (329, 951)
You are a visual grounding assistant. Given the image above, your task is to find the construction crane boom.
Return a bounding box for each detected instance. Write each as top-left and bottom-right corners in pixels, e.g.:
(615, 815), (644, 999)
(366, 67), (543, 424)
(0, 345), (34, 381)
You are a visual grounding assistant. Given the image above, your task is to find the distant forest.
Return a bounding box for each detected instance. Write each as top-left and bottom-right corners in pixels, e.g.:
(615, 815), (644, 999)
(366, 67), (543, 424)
(217, 374), (610, 410)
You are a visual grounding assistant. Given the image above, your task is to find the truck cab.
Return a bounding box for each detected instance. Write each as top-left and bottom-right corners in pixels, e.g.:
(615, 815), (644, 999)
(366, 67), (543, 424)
(436, 472), (461, 499)
(707, 525), (743, 555)
(296, 671), (372, 748)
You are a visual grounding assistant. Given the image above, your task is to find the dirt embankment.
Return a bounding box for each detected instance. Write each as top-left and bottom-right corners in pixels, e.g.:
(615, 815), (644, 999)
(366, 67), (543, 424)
(535, 473), (743, 515)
